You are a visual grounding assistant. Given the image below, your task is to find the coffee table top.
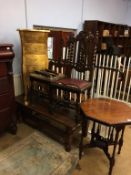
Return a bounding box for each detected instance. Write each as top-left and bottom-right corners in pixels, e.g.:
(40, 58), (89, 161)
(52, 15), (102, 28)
(80, 98), (131, 126)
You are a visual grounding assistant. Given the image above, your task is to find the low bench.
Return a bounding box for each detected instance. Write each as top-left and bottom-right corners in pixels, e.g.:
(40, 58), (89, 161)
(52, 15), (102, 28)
(15, 95), (80, 151)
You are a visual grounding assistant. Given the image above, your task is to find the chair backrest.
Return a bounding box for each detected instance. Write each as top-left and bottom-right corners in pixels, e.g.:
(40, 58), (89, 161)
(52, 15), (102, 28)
(48, 31), (98, 107)
(49, 31), (98, 81)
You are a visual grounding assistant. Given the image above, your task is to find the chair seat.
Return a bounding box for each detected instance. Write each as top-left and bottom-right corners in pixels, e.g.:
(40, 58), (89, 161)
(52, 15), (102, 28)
(56, 78), (91, 91)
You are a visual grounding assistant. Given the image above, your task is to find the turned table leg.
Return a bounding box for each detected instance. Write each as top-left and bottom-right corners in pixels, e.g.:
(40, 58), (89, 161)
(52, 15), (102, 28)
(109, 126), (123, 175)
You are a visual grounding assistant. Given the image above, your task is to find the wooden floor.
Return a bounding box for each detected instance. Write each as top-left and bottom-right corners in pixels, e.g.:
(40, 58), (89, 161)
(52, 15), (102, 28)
(0, 123), (131, 175)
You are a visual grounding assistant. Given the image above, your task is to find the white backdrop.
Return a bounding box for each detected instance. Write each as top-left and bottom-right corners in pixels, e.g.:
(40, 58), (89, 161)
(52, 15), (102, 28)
(83, 0), (128, 24)
(126, 1), (131, 25)
(0, 0), (130, 74)
(0, 0), (26, 74)
(26, 0), (83, 29)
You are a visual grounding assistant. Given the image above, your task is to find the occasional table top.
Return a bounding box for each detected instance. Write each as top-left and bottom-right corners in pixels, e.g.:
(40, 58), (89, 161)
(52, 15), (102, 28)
(80, 98), (131, 126)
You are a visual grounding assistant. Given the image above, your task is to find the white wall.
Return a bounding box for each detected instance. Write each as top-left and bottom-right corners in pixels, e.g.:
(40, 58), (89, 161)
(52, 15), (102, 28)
(26, 0), (130, 30)
(126, 1), (131, 25)
(0, 0), (130, 95)
(83, 0), (128, 25)
(26, 0), (83, 30)
(0, 0), (26, 74)
(0, 0), (129, 75)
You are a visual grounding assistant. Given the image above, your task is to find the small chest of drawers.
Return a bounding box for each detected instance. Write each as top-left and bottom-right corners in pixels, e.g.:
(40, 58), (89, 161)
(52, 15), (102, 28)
(0, 44), (17, 133)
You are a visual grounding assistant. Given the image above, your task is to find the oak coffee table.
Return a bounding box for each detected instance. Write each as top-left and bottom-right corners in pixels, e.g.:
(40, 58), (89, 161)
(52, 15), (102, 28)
(79, 98), (131, 175)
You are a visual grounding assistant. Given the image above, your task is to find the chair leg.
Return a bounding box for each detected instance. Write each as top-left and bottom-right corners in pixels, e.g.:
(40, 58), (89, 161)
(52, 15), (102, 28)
(79, 133), (84, 159)
(76, 163), (81, 170)
(79, 117), (88, 159)
(65, 128), (72, 152)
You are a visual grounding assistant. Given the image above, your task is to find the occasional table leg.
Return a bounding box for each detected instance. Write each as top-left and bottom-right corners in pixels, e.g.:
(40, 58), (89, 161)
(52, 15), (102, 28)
(118, 126), (125, 154)
(109, 127), (121, 175)
(82, 114), (88, 137)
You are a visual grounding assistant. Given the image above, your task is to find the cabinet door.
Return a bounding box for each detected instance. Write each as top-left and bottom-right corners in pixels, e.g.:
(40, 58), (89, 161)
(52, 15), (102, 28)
(0, 93), (11, 110)
(0, 63), (13, 132)
(0, 44), (16, 133)
(0, 77), (9, 94)
(0, 63), (8, 77)
(0, 90), (12, 133)
(0, 109), (12, 132)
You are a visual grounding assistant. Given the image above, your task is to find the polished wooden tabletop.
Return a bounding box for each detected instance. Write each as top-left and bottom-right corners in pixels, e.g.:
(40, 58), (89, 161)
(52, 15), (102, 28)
(80, 98), (131, 125)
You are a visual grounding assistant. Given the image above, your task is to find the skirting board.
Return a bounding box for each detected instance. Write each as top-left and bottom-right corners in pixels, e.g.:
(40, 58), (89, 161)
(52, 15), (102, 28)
(13, 74), (23, 96)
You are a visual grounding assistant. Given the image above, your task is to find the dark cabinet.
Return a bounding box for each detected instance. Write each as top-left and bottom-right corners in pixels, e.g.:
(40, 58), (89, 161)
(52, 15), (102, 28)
(83, 20), (131, 56)
(0, 44), (17, 133)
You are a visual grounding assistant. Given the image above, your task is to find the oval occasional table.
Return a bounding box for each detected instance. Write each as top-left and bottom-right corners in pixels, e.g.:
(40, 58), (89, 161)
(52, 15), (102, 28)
(79, 98), (131, 175)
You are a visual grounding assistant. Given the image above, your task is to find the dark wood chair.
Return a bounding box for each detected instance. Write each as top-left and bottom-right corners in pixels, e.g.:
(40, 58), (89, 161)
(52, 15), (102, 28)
(49, 31), (98, 120)
(16, 30), (98, 151)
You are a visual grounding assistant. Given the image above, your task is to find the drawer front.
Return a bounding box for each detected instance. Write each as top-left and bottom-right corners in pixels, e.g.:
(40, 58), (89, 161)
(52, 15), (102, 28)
(0, 93), (11, 110)
(0, 63), (7, 77)
(0, 108), (11, 132)
(0, 77), (9, 94)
